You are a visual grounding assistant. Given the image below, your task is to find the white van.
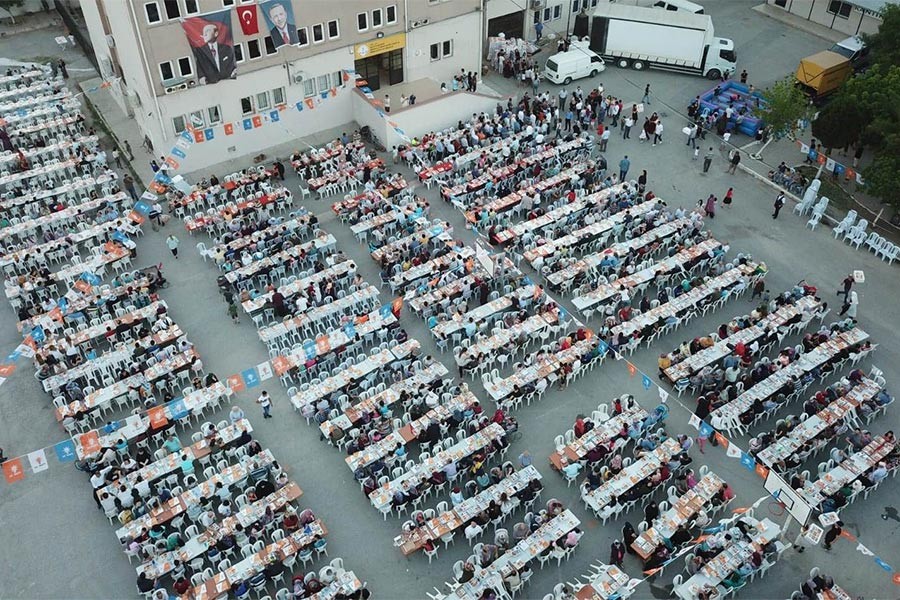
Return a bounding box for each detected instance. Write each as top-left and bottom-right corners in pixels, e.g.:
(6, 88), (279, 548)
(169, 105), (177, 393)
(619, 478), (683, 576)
(544, 43), (605, 85)
(652, 0), (704, 14)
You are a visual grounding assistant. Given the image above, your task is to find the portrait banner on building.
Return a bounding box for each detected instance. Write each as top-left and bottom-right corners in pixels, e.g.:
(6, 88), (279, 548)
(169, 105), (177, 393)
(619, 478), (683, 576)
(260, 0), (298, 51)
(181, 9), (237, 85)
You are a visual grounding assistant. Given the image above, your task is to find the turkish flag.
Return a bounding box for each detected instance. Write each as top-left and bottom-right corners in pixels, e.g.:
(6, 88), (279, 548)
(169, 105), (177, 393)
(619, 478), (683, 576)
(236, 5), (258, 36)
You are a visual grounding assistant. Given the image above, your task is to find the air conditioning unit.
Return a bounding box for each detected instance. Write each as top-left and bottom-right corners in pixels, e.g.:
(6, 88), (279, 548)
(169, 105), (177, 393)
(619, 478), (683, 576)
(292, 71), (309, 84)
(410, 18), (430, 28)
(531, 0), (547, 8)
(105, 34), (115, 48)
(164, 81), (190, 94)
(99, 55), (113, 78)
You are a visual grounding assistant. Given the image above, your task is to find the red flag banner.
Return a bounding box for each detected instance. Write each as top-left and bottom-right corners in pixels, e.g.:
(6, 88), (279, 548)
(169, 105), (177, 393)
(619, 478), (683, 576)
(252, 115), (263, 128)
(227, 374), (246, 393)
(224, 122), (234, 135)
(392, 297), (403, 316)
(236, 4), (259, 35)
(304, 98), (315, 110)
(2, 458), (25, 483)
(149, 406), (168, 429)
(0, 364), (16, 377)
(315, 336), (331, 355)
(755, 464), (769, 479)
(193, 130), (205, 143)
(627, 362), (637, 377)
(80, 431), (101, 456)
(272, 356), (291, 375)
(714, 432), (729, 448)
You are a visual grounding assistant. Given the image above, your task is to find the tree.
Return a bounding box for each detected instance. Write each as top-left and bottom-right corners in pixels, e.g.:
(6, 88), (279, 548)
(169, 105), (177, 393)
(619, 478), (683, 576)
(811, 93), (866, 153)
(751, 76), (810, 159)
(860, 137), (900, 209)
(862, 4), (900, 69)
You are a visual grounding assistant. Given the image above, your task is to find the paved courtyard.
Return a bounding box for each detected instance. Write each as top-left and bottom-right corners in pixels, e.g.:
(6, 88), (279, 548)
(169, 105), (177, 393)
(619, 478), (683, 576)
(0, 2), (898, 599)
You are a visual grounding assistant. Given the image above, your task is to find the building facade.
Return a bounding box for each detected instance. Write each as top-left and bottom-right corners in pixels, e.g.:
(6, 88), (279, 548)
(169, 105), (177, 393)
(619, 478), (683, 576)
(765, 0), (893, 36)
(79, 0), (483, 171)
(485, 0), (603, 45)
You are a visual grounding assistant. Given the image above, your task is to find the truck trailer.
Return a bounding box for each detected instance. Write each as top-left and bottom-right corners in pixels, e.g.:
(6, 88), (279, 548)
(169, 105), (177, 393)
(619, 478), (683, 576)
(584, 3), (736, 80)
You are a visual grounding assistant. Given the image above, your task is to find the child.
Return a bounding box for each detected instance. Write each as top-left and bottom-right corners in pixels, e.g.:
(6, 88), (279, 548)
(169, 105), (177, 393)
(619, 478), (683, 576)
(228, 301), (239, 323)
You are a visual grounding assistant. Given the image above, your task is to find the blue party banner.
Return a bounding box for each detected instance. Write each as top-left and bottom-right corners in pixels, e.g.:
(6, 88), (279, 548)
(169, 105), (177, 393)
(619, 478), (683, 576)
(295, 101), (304, 112)
(204, 128), (214, 141)
(379, 304), (393, 319)
(740, 452), (756, 471)
(303, 340), (317, 360)
(54, 439), (77, 462)
(134, 200), (151, 215)
(873, 557), (893, 572)
(241, 367), (260, 388)
(343, 322), (356, 339)
(642, 374), (652, 390)
(269, 110), (280, 122)
(168, 397), (189, 420)
(171, 147), (187, 159)
(243, 118), (253, 130)
(698, 421), (714, 438)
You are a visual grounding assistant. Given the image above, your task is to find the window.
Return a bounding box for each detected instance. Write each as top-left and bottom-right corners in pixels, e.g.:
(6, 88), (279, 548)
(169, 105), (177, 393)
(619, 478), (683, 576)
(240, 96), (254, 116)
(331, 71), (344, 88)
(327, 20), (339, 39)
(827, 0), (852, 17)
(572, 0), (580, 12)
(591, 0), (599, 6)
(158, 60), (174, 82)
(247, 39), (261, 59)
(189, 110), (205, 128)
(533, 10), (540, 24)
(542, 7), (551, 21)
(222, 0), (235, 5)
(207, 105), (222, 125)
(442, 40), (452, 57)
(272, 87), (285, 105)
(296, 27), (309, 46)
(774, 0), (787, 5)
(430, 43), (440, 61)
(177, 56), (192, 77)
(264, 36), (277, 55)
(315, 75), (328, 93)
(256, 91), (271, 111)
(372, 8), (382, 28)
(234, 43), (244, 63)
(302, 79), (315, 97)
(553, 4), (562, 19)
(144, 2), (161, 23)
(357, 12), (368, 31)
(386, 5), (397, 24)
(172, 115), (187, 135)
(312, 23), (324, 43)
(163, 0), (180, 19)
(184, 0), (199, 14)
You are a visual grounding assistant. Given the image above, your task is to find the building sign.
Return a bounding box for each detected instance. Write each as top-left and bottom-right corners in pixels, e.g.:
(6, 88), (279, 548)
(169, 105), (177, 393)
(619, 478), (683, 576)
(354, 33), (406, 60)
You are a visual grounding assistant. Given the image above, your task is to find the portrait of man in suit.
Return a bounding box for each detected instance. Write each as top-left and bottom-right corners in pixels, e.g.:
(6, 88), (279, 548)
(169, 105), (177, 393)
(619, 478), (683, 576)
(181, 10), (237, 85)
(264, 0), (298, 49)
(195, 23), (236, 84)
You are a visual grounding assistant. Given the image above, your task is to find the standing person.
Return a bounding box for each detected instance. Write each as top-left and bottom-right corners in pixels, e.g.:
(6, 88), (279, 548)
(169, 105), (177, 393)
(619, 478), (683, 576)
(772, 192), (785, 219)
(535, 21), (544, 42)
(150, 159), (160, 173)
(227, 301), (239, 323)
(558, 88), (567, 111)
(686, 124), (698, 148)
(609, 540), (626, 568)
(839, 290), (858, 318)
(853, 145), (863, 168)
(383, 94), (391, 114)
(112, 147), (122, 169)
(273, 160), (285, 180)
(794, 525), (811, 554)
(704, 194), (717, 218)
(256, 391), (273, 419)
(822, 521), (843, 550)
(702, 147), (714, 174)
(58, 58), (68, 79)
(653, 120), (663, 145)
(642, 83), (651, 105)
(618, 155), (630, 181)
(123, 173), (138, 202)
(166, 234), (180, 259)
(727, 149), (741, 174)
(637, 170), (647, 194)
(740, 69), (748, 84)
(723, 187), (734, 208)
(837, 274), (854, 299)
(622, 115), (633, 139)
(123, 140), (134, 161)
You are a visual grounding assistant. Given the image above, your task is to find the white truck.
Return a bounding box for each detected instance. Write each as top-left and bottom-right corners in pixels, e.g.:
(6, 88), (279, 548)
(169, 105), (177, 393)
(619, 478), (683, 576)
(586, 3), (736, 80)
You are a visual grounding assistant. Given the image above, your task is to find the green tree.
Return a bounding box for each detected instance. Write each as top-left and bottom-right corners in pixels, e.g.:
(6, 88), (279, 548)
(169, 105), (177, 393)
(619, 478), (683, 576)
(811, 93), (865, 153)
(751, 76), (810, 158)
(862, 4), (900, 68)
(860, 137), (900, 209)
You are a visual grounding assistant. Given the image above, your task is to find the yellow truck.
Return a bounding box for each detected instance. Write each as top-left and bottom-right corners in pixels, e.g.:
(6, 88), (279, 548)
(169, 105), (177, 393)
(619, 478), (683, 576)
(795, 36), (867, 101)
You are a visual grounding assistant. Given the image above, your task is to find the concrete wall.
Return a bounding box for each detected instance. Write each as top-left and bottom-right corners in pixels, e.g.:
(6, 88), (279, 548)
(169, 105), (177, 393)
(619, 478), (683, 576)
(766, 0), (883, 36)
(406, 12), (482, 84)
(356, 87), (501, 149)
(169, 46), (353, 172)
